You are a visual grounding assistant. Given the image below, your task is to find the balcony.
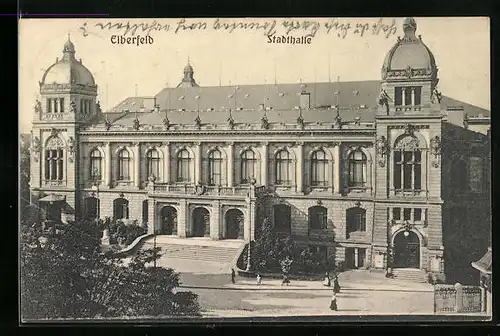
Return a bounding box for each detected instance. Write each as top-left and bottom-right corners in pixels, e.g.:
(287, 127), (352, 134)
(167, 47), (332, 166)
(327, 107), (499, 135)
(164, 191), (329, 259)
(151, 183), (266, 198)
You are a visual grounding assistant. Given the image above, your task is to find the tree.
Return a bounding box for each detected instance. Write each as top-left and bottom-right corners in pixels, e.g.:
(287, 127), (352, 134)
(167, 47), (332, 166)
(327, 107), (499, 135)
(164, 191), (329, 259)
(20, 133), (31, 210)
(252, 217), (276, 272)
(20, 218), (200, 320)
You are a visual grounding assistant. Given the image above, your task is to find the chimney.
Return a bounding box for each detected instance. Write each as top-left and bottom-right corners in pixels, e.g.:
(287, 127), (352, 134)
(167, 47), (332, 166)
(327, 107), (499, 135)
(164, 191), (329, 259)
(300, 92), (311, 109)
(446, 106), (465, 127)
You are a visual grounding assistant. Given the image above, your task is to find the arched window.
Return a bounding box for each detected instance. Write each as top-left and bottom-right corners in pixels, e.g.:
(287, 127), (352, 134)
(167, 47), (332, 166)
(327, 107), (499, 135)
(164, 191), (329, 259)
(44, 137), (64, 181)
(240, 150), (256, 184)
(208, 149), (222, 186)
(117, 149), (131, 181)
(346, 207), (366, 238)
(348, 150), (367, 188)
(177, 149), (191, 182)
(311, 150), (327, 187)
(309, 206), (328, 230)
(113, 198), (129, 220)
(89, 149), (102, 181)
(146, 149), (160, 180)
(275, 150), (292, 185)
(393, 136), (421, 191)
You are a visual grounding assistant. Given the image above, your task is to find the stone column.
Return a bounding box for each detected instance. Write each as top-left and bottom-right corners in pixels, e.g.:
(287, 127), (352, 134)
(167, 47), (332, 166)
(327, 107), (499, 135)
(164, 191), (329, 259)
(194, 142), (201, 184)
(162, 142), (170, 183)
(333, 144), (341, 194)
(454, 283), (463, 313)
(296, 142), (303, 193)
(402, 88), (406, 106)
(411, 87), (415, 106)
(261, 142), (268, 187)
(133, 142), (141, 188)
(105, 142), (112, 187)
(354, 248), (359, 268)
(211, 201), (221, 240)
(178, 200), (187, 238)
(227, 142), (234, 187)
(148, 199), (155, 234)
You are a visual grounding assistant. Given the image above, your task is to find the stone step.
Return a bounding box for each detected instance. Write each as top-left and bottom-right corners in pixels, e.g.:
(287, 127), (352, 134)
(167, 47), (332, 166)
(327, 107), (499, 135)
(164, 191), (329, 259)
(141, 242), (241, 263)
(392, 268), (427, 283)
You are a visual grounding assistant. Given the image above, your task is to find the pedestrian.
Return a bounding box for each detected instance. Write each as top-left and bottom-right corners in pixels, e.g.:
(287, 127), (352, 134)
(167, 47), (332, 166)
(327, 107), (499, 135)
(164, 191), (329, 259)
(330, 291), (338, 311)
(231, 268), (236, 284)
(256, 273), (262, 285)
(323, 272), (331, 287)
(333, 276), (341, 293)
(281, 274), (290, 286)
(385, 267), (394, 279)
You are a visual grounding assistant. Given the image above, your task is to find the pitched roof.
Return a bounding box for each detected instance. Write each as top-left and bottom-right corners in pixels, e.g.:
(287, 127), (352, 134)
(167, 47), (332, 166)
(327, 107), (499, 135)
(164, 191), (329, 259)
(103, 80), (490, 128)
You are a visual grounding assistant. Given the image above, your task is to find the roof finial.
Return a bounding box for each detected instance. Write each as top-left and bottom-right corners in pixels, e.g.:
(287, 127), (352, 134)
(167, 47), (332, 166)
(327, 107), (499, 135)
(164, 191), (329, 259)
(403, 17), (417, 38)
(68, 32), (71, 41)
(188, 55), (190, 64)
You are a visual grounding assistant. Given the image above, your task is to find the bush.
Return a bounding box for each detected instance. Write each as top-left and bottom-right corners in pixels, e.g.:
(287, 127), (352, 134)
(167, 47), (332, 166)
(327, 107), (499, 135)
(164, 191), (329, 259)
(108, 220), (146, 246)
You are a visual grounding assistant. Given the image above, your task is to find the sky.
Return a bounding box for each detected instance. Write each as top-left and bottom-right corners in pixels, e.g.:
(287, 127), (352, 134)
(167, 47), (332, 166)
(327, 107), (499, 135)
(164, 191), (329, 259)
(19, 17), (490, 133)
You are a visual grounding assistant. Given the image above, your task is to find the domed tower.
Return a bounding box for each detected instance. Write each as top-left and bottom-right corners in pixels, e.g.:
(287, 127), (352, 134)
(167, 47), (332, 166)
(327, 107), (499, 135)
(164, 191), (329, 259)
(30, 35), (98, 221)
(372, 18), (445, 279)
(378, 17), (441, 116)
(176, 59), (199, 88)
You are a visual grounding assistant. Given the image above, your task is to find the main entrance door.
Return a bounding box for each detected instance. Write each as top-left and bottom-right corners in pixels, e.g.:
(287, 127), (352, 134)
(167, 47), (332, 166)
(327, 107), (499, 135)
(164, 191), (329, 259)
(192, 207), (210, 237)
(160, 206), (177, 235)
(393, 231), (420, 268)
(225, 209), (244, 239)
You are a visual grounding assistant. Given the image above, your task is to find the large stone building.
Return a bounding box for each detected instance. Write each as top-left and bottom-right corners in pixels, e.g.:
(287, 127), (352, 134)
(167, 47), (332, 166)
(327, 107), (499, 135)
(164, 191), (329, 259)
(29, 18), (490, 282)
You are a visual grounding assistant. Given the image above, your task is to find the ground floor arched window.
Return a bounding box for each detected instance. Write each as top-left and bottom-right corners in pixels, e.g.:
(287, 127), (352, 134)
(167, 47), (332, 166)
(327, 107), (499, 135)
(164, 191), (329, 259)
(113, 198), (129, 220)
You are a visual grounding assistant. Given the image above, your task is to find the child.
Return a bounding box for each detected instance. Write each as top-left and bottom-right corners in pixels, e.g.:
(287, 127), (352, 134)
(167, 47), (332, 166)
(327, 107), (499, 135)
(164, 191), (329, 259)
(330, 291), (338, 311)
(256, 273), (262, 285)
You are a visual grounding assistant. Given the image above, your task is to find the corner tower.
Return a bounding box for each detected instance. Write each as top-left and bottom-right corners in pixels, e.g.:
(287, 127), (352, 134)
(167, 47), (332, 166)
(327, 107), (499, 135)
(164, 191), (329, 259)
(30, 36), (98, 222)
(372, 18), (445, 281)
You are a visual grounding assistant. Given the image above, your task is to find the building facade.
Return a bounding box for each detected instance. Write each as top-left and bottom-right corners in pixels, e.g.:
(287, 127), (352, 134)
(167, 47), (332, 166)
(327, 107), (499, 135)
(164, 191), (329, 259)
(29, 18), (491, 281)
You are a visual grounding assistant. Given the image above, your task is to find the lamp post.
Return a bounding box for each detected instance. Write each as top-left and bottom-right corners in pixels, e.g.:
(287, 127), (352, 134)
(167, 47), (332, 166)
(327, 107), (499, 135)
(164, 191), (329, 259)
(245, 177), (256, 272)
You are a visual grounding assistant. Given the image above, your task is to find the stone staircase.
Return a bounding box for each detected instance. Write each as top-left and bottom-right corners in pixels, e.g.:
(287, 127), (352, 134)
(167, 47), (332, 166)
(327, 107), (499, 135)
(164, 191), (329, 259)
(392, 268), (427, 283)
(140, 236), (245, 265)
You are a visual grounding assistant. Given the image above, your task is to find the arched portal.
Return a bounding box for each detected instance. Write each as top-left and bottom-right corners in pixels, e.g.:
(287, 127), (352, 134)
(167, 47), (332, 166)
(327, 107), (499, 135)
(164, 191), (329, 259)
(192, 207), (210, 237)
(160, 206), (177, 235)
(225, 209), (244, 239)
(393, 230), (420, 268)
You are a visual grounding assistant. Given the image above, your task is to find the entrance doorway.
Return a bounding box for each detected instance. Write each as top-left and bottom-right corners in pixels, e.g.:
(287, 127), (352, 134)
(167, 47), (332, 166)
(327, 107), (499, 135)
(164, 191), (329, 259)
(160, 206), (177, 235)
(192, 207), (210, 237)
(345, 247), (366, 269)
(393, 230), (420, 268)
(225, 209), (244, 239)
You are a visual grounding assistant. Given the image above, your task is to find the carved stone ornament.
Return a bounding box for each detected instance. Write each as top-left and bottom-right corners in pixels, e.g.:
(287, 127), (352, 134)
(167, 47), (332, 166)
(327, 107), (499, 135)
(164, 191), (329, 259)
(378, 88), (391, 113)
(376, 135), (390, 167)
(95, 101), (102, 114)
(430, 135), (442, 168)
(163, 116), (170, 130)
(431, 87), (442, 104)
(194, 115), (202, 129)
(297, 115), (305, 129)
(70, 101), (77, 114)
(104, 118), (112, 131)
(261, 115), (269, 130)
(133, 117), (140, 130)
(31, 136), (41, 162)
(334, 114), (342, 129)
(67, 136), (75, 163)
(148, 173), (156, 183)
(403, 123), (415, 136)
(405, 66), (413, 79)
(46, 136), (65, 150)
(227, 115), (235, 130)
(34, 99), (42, 114)
(194, 182), (206, 196)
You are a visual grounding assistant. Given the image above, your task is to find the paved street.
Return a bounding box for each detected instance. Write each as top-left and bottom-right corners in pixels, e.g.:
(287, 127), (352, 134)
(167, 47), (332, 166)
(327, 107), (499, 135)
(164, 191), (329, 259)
(151, 252), (436, 317)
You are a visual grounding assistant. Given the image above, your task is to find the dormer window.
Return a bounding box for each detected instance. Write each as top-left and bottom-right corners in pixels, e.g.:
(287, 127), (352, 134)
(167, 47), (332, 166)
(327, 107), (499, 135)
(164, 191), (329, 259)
(395, 87), (422, 106)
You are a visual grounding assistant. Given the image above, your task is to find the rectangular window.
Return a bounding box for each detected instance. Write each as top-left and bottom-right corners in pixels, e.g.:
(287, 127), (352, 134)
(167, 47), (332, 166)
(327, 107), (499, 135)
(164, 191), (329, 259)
(80, 100), (84, 114)
(47, 99), (52, 113)
(209, 159), (221, 185)
(60, 98), (65, 113)
(414, 208), (422, 221)
(393, 208), (401, 221)
(403, 208), (411, 221)
(395, 87), (402, 106)
(404, 88), (412, 106)
(53, 99), (58, 113)
(57, 149), (64, 180)
(414, 87), (422, 105)
(45, 150), (50, 180)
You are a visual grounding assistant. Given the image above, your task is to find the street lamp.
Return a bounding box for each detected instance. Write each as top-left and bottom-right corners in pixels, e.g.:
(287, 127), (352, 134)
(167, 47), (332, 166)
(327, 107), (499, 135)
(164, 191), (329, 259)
(245, 177), (256, 272)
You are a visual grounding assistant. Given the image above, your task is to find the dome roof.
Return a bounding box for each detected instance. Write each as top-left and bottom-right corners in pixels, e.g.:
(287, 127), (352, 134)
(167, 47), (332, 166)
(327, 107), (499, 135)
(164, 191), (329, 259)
(41, 37), (95, 86)
(382, 18), (437, 80)
(184, 63), (193, 73)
